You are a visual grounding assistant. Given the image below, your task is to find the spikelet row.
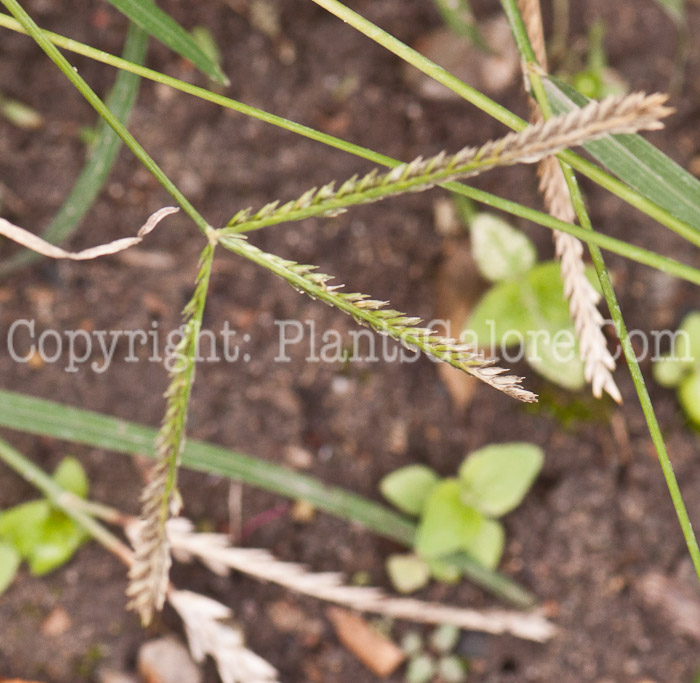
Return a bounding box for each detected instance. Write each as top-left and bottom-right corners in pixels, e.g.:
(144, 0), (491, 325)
(221, 235), (537, 402)
(222, 91), (671, 235)
(127, 243), (216, 625)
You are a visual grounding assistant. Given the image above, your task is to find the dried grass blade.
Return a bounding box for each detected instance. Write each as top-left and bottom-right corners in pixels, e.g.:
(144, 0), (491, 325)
(166, 519), (556, 643)
(0, 206), (177, 260)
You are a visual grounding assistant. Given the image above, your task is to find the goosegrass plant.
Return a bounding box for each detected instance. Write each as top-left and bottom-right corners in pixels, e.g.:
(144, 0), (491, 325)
(1, 0), (700, 667)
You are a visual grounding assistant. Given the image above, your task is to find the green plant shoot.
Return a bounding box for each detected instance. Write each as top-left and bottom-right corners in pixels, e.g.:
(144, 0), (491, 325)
(380, 443), (543, 593)
(0, 456), (90, 591)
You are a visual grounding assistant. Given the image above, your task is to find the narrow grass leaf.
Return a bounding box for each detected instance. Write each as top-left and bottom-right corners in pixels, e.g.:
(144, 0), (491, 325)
(543, 76), (700, 240)
(104, 0), (228, 84)
(0, 389), (535, 608)
(654, 0), (685, 24)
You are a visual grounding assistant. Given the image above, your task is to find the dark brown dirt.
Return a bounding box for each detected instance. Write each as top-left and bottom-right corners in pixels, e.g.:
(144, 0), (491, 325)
(2, 0), (700, 681)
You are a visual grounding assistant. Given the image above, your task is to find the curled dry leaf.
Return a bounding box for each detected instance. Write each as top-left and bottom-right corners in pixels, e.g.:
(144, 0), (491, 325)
(0, 206), (178, 260)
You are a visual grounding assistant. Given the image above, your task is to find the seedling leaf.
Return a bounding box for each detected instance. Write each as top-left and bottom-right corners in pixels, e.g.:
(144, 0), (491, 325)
(678, 313), (700, 364)
(380, 465), (440, 516)
(653, 354), (692, 388)
(0, 541), (20, 595)
(459, 443), (543, 517)
(464, 517), (504, 569)
(429, 624), (460, 653)
(53, 456), (89, 499)
(0, 500), (49, 557)
(0, 490), (88, 577)
(104, 0), (229, 84)
(415, 480), (481, 559)
(526, 334), (584, 390)
(427, 557), (462, 584)
(466, 279), (531, 347)
(679, 373), (700, 426)
(386, 553), (431, 593)
(653, 312), (700, 387)
(466, 261), (596, 390)
(407, 655), (437, 683)
(438, 655), (468, 683)
(471, 212), (537, 282)
(27, 511), (88, 576)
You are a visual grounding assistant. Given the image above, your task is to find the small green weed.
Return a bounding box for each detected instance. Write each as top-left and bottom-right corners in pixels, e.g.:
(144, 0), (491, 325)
(0, 456), (90, 594)
(380, 443), (543, 593)
(402, 625), (468, 683)
(653, 312), (700, 427)
(564, 20), (627, 100)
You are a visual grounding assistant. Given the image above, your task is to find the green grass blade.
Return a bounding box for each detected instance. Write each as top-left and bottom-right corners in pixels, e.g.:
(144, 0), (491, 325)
(2, 12), (698, 259)
(543, 76), (700, 246)
(104, 0), (228, 84)
(0, 388), (535, 607)
(311, 0), (698, 245)
(0, 23), (148, 276)
(655, 0), (685, 23)
(501, 0), (700, 586)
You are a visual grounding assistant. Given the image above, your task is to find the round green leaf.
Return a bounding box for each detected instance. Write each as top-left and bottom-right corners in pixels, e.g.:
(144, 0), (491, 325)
(53, 456), (89, 499)
(463, 518), (505, 569)
(438, 655), (468, 683)
(470, 213), (536, 282)
(400, 632), (424, 657)
(679, 372), (700, 427)
(429, 624), (460, 654)
(415, 480), (481, 559)
(386, 553), (431, 594)
(653, 353), (691, 388)
(0, 500), (50, 558)
(427, 557), (463, 584)
(407, 655), (437, 683)
(526, 262), (574, 329)
(28, 510), (88, 576)
(522, 262), (594, 389)
(459, 443), (543, 518)
(0, 541), (21, 595)
(465, 279), (531, 349)
(679, 312), (700, 365)
(466, 261), (586, 358)
(525, 334), (585, 391)
(380, 465), (439, 516)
